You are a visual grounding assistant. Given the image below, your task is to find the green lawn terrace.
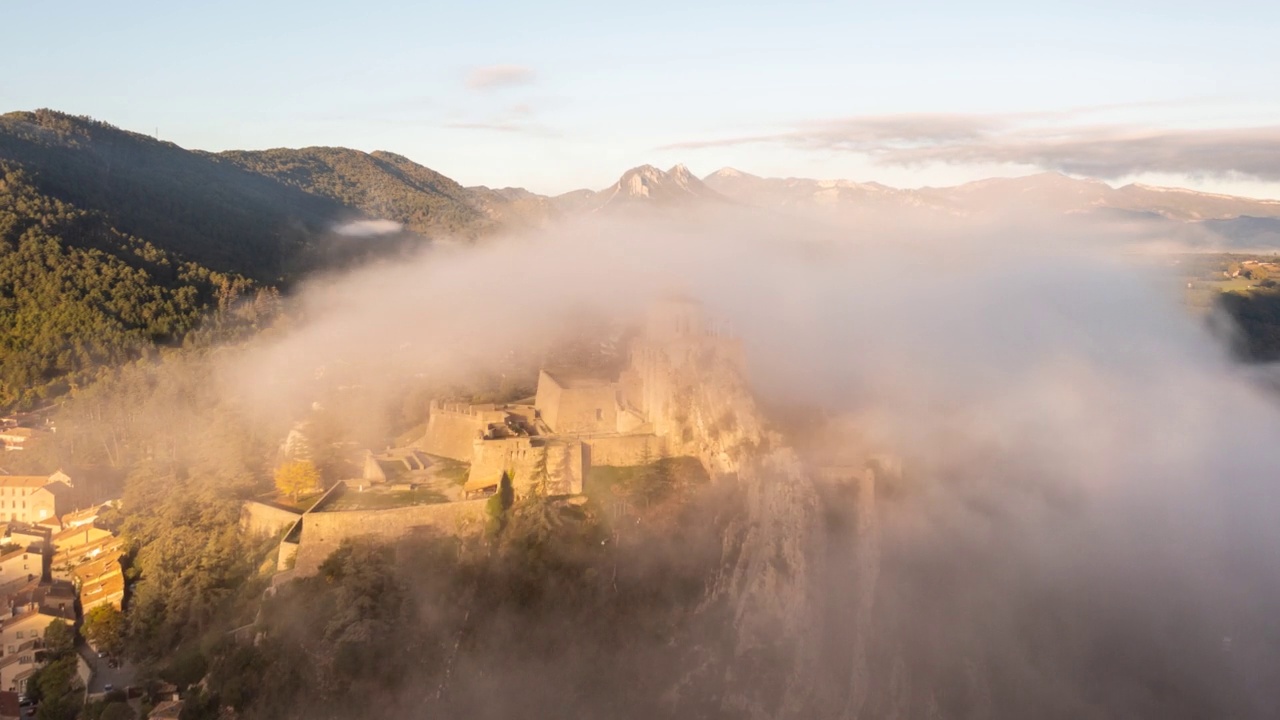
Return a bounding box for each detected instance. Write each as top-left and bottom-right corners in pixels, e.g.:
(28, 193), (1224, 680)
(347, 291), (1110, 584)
(318, 484), (451, 511)
(313, 450), (470, 512)
(255, 490), (327, 514)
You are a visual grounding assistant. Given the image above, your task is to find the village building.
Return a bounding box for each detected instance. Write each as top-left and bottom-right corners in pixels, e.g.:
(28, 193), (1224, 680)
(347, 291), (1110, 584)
(45, 504), (125, 611)
(0, 547), (39, 588)
(0, 475), (72, 525)
(51, 523), (112, 555)
(73, 552), (124, 611)
(0, 429), (40, 452)
(5, 524), (49, 557)
(0, 584), (75, 693)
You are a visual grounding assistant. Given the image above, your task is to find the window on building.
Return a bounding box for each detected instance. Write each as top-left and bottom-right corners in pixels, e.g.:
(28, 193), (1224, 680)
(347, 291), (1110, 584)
(596, 409), (604, 421)
(15, 631), (23, 639)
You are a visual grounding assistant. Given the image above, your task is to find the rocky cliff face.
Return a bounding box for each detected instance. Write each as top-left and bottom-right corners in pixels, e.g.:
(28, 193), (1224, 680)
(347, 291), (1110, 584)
(622, 299), (870, 717)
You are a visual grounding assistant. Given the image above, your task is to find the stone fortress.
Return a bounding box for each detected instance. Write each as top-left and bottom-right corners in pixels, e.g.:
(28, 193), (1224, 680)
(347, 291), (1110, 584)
(254, 296), (761, 579)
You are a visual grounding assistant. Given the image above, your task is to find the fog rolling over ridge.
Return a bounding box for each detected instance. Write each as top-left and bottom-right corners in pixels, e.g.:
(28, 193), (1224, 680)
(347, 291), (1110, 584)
(224, 206), (1280, 719)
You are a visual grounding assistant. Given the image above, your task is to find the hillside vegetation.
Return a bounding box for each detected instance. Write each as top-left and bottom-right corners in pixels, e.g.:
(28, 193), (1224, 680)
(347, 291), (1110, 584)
(0, 162), (267, 410)
(219, 147), (491, 238)
(0, 109), (545, 412)
(0, 110), (342, 281)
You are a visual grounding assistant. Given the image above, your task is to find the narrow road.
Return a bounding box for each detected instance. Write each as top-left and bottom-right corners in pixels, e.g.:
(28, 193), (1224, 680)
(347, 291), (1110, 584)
(78, 645), (136, 694)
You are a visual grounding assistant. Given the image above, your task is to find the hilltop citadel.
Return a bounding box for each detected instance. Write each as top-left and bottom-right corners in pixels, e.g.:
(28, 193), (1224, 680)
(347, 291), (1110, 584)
(246, 296), (772, 578)
(242, 294), (899, 599)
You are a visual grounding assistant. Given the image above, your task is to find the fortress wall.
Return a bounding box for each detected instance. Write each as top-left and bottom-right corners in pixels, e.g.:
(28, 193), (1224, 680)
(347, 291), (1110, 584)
(241, 501), (303, 537)
(276, 537), (299, 572)
(545, 441), (584, 496)
(553, 385), (618, 434)
(468, 438), (583, 495)
(469, 437), (537, 489)
(423, 408), (485, 461)
(534, 371), (564, 431)
(585, 434), (667, 467)
(362, 453), (387, 482)
(293, 499), (488, 576)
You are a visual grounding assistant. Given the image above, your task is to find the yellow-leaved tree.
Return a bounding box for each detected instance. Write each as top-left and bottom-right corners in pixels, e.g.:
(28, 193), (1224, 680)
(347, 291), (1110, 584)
(275, 460), (320, 501)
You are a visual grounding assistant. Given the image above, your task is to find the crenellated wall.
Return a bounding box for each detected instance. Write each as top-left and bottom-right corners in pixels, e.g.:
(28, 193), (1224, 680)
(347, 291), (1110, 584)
(422, 402), (487, 461)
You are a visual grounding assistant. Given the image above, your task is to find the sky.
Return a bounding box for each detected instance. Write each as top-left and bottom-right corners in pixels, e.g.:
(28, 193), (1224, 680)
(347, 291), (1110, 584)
(6, 0), (1280, 197)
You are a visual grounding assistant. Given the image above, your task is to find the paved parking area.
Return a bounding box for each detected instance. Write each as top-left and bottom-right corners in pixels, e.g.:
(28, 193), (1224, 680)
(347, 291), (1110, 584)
(79, 646), (136, 694)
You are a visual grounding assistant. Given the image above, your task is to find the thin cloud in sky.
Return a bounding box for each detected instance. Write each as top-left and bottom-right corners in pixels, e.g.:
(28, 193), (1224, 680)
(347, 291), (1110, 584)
(886, 125), (1280, 181)
(465, 64), (537, 91)
(443, 120), (559, 138)
(663, 112), (1280, 182)
(660, 113), (1006, 152)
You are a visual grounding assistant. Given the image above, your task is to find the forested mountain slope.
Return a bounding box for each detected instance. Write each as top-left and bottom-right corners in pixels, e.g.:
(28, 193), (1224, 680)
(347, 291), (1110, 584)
(0, 109), (527, 412)
(218, 147), (492, 238)
(0, 110), (348, 281)
(0, 162), (266, 410)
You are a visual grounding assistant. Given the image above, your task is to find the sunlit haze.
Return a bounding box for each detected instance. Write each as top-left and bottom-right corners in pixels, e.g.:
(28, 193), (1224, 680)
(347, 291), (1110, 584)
(6, 4), (1280, 719)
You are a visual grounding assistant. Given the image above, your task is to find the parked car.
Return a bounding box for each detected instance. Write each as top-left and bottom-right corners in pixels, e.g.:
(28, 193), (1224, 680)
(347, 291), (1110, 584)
(103, 684), (114, 692)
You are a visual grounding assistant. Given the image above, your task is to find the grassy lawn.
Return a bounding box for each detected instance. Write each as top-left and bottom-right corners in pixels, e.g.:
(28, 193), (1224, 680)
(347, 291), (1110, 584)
(323, 486), (450, 511)
(427, 455), (470, 485)
(260, 490), (326, 513)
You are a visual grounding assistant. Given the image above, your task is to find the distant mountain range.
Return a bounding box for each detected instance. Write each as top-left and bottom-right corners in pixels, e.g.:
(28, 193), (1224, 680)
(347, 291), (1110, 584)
(569, 164), (1280, 249)
(5, 109), (1280, 278)
(4, 108), (1280, 411)
(702, 166), (1280, 224)
(556, 164), (729, 213)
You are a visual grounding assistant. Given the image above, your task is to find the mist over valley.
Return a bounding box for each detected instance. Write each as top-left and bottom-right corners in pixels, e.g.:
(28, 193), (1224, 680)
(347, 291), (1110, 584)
(5, 19), (1280, 716)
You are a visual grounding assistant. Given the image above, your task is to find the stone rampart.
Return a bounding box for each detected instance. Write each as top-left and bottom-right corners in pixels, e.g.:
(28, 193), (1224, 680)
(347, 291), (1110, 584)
(241, 501), (303, 537)
(468, 438), (583, 496)
(423, 404), (486, 461)
(293, 499), (488, 576)
(584, 434), (667, 467)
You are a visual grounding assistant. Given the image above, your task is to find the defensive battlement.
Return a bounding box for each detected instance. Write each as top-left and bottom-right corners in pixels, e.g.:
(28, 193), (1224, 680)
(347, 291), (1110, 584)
(429, 400), (481, 416)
